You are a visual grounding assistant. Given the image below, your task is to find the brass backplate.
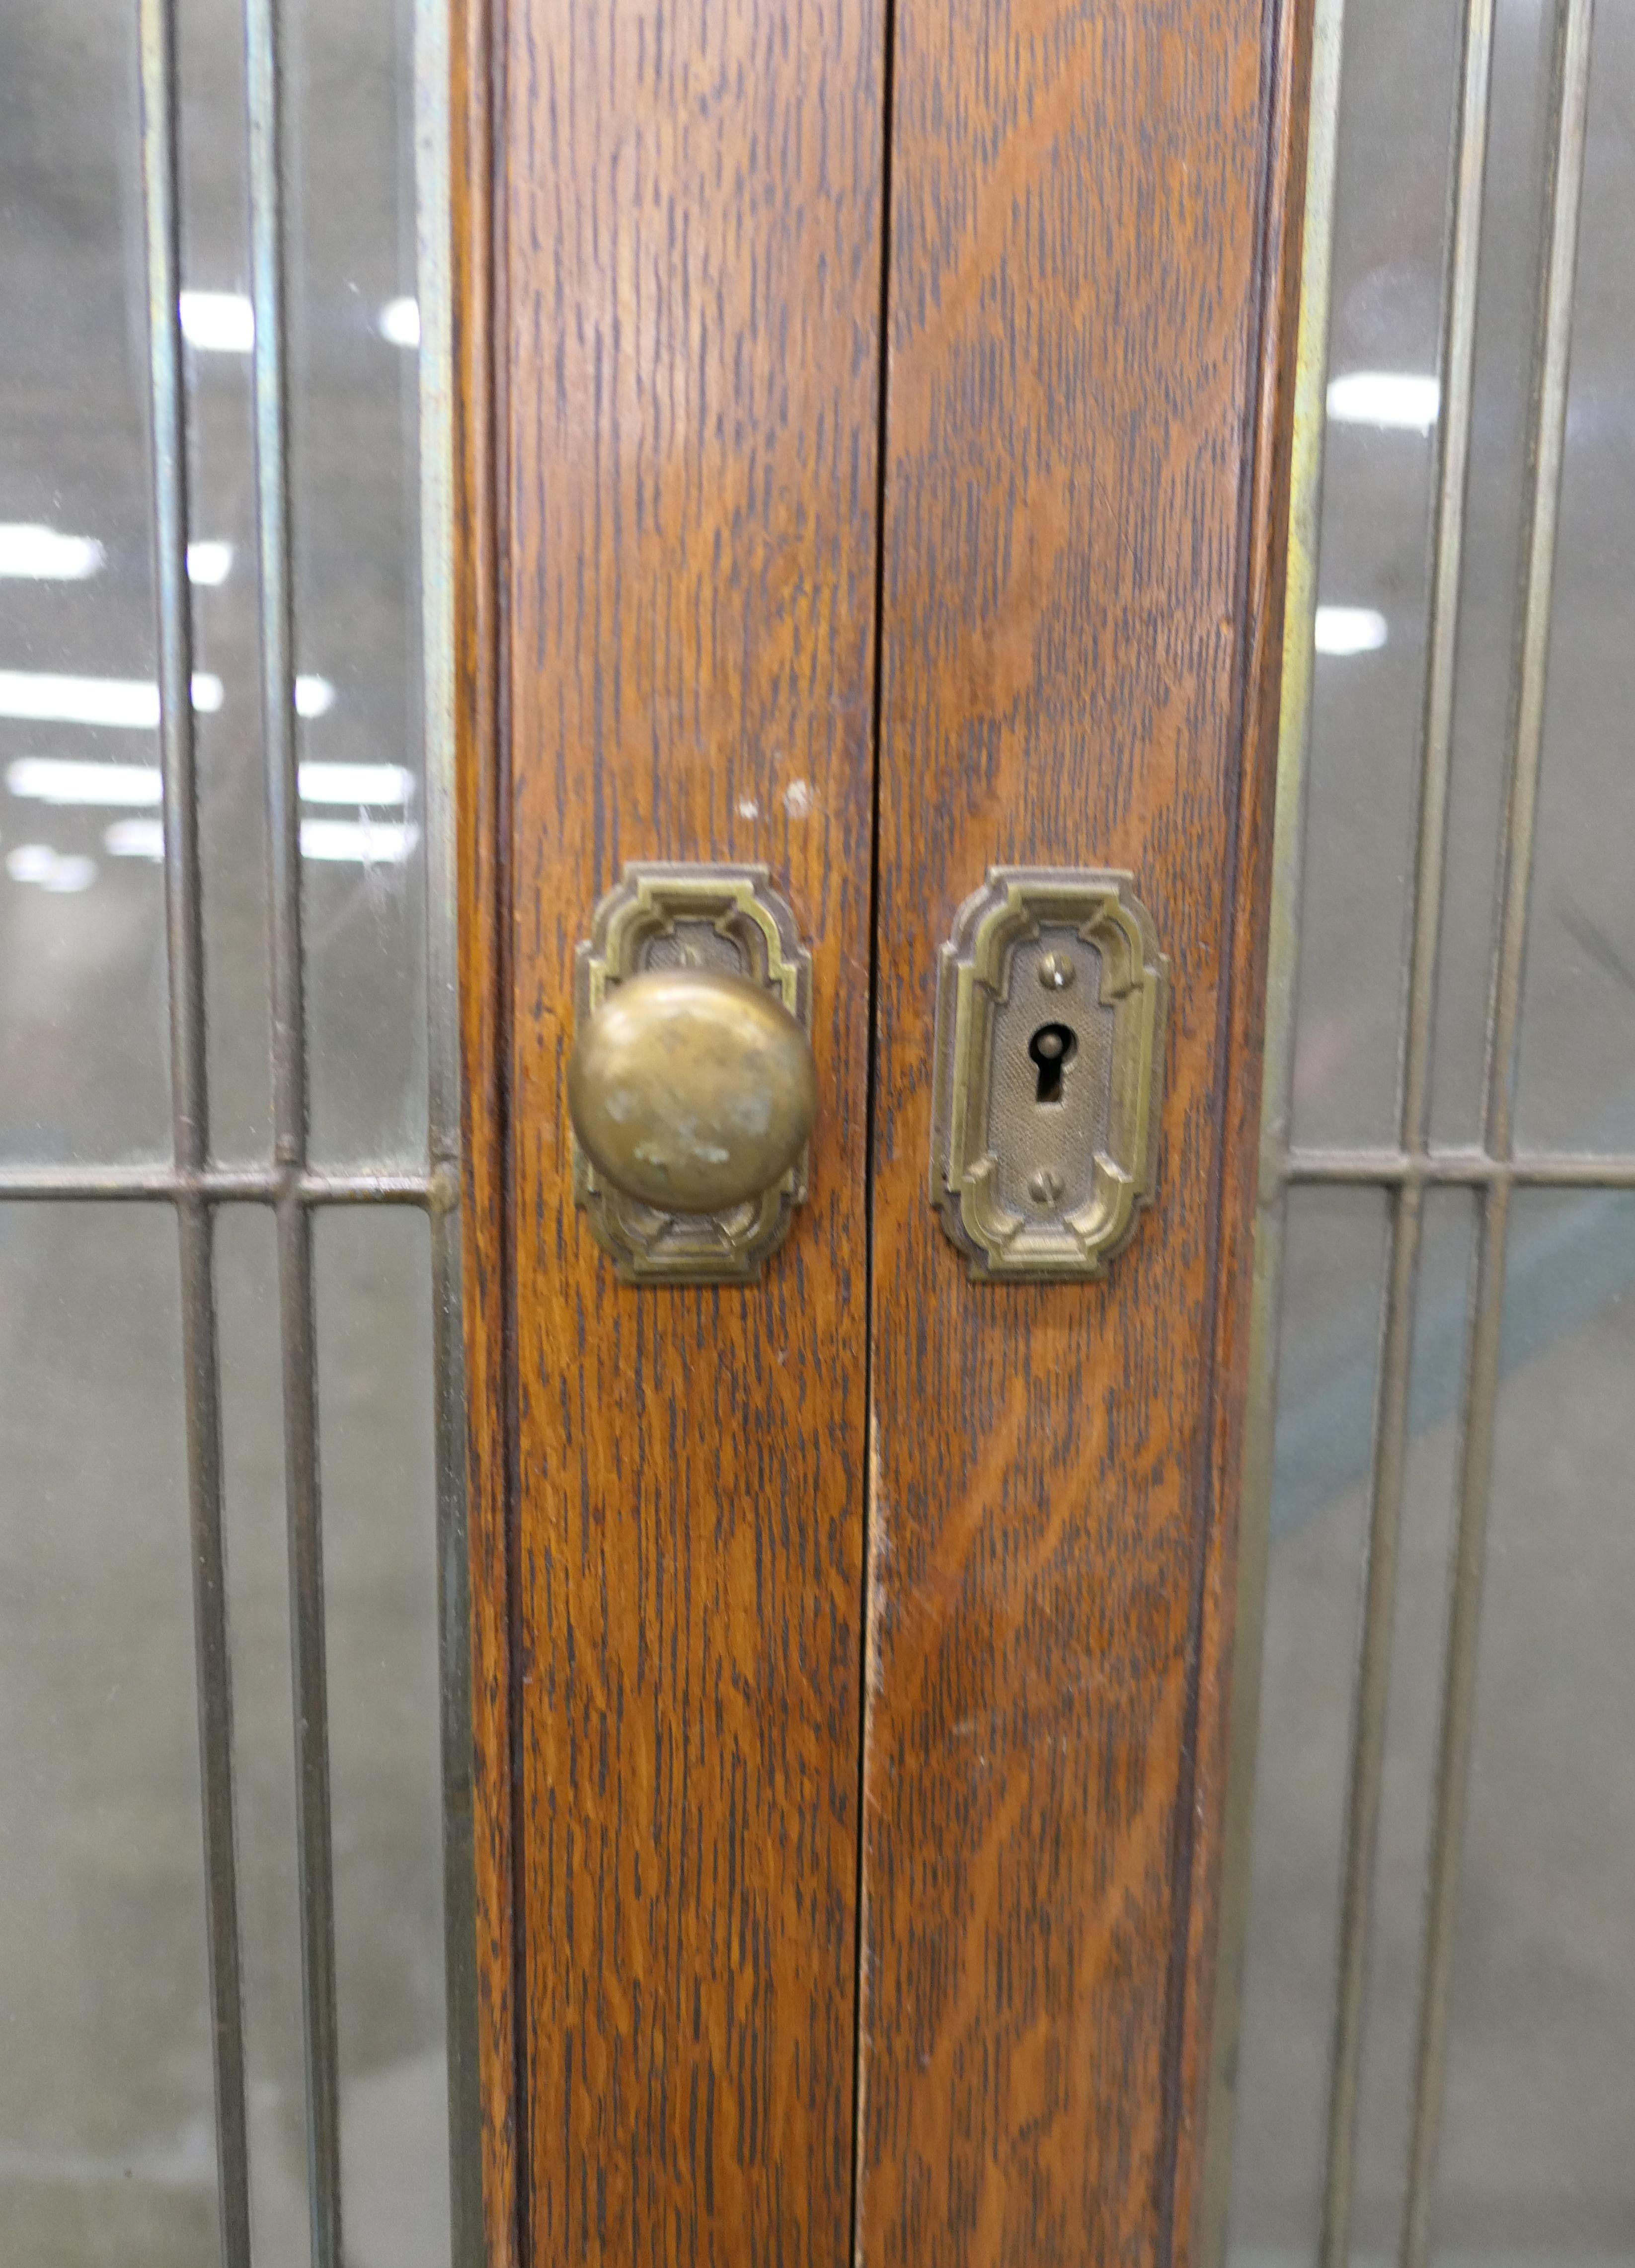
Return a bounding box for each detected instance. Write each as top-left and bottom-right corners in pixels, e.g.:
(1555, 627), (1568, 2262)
(572, 863), (813, 1283)
(930, 868), (1168, 1282)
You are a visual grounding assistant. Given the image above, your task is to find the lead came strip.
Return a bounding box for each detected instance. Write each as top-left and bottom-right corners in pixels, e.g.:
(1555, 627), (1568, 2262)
(243, 0), (344, 2257)
(1401, 6), (1598, 2260)
(1316, 6), (1498, 2258)
(137, 1), (253, 2261)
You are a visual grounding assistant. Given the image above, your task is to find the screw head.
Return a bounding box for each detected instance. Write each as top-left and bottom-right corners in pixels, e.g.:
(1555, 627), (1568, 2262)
(1037, 952), (1076, 992)
(1028, 1167), (1065, 1207)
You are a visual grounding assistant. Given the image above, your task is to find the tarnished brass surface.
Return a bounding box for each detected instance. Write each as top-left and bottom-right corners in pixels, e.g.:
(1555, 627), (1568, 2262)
(571, 863), (816, 1281)
(569, 967), (816, 1215)
(930, 867), (1168, 1281)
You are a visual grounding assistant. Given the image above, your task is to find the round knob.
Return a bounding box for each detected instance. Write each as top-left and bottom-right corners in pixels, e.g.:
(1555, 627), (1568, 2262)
(568, 967), (817, 1215)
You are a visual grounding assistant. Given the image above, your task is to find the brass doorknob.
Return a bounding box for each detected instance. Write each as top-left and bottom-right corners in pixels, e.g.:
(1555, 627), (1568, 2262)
(568, 967), (817, 1215)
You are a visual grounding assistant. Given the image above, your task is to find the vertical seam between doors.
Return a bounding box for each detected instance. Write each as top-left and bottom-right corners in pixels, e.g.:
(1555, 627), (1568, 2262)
(850, 0), (900, 2253)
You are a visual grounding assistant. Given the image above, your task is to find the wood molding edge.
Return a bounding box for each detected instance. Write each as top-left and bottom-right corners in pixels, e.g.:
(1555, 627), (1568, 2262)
(1166, 0), (1319, 2260)
(452, 0), (520, 2260)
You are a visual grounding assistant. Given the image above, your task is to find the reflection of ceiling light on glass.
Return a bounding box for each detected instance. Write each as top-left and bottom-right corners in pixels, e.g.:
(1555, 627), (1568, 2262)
(187, 541), (234, 586)
(301, 818), (419, 864)
(7, 755), (406, 813)
(7, 842), (97, 891)
(379, 296), (420, 347)
(179, 290), (254, 353)
(7, 758), (162, 805)
(299, 761), (411, 805)
(0, 523), (105, 580)
(296, 674), (337, 718)
(106, 817), (165, 860)
(0, 670), (224, 726)
(0, 528), (232, 584)
(1314, 605), (1388, 655)
(1326, 371), (1440, 430)
(107, 815), (417, 864)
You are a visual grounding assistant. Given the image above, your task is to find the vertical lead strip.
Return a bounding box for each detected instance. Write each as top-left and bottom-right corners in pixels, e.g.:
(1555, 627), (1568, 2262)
(243, 1), (345, 2262)
(137, 4), (253, 2261)
(1400, 8), (1596, 2264)
(1316, 6), (1496, 2262)
(415, 0), (486, 2255)
(1197, 2), (1347, 2259)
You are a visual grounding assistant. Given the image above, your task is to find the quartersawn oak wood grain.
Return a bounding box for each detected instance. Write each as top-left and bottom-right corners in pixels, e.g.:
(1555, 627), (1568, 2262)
(857, 6), (1312, 2267)
(501, 3), (884, 2261)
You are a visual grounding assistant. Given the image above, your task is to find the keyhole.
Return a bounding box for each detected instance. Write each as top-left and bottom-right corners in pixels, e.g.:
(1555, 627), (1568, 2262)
(1028, 1021), (1077, 1104)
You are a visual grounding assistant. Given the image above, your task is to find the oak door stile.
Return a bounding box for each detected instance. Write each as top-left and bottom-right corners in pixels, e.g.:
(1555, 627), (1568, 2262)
(499, 2), (887, 2263)
(858, 4), (1313, 2265)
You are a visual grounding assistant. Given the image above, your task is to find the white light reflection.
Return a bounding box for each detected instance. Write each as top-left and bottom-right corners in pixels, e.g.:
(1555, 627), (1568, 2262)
(7, 843), (97, 892)
(301, 819), (419, 864)
(187, 541), (234, 586)
(1314, 605), (1389, 656)
(0, 524), (105, 580)
(378, 296), (421, 347)
(105, 817), (165, 860)
(105, 818), (422, 866)
(8, 759), (162, 806)
(0, 529), (234, 584)
(1326, 370), (1440, 431)
(178, 290), (254, 354)
(298, 762), (411, 805)
(0, 671), (224, 727)
(10, 757), (407, 810)
(0, 671), (334, 727)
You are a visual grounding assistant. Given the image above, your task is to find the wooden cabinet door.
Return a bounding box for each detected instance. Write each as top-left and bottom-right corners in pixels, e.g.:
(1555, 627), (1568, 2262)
(451, 2), (1311, 2265)
(857, 7), (1310, 2262)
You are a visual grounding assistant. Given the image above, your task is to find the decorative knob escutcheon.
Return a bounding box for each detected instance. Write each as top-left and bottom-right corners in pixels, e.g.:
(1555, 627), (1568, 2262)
(568, 966), (817, 1217)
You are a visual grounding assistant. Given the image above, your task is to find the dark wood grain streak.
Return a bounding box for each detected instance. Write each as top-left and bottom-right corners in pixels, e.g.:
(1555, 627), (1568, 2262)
(857, 6), (1312, 2266)
(452, 0), (522, 2260)
(501, 3), (885, 2261)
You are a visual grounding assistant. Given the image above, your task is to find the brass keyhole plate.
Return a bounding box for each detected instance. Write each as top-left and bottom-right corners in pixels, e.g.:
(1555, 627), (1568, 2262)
(929, 867), (1168, 1282)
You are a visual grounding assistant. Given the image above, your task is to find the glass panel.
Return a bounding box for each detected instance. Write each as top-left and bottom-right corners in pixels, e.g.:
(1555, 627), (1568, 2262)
(0, 0), (457, 2260)
(1431, 0), (1557, 1147)
(177, 0), (275, 1164)
(216, 1206), (451, 2268)
(1350, 1189), (1472, 2251)
(0, 1205), (213, 2267)
(315, 1209), (448, 2268)
(1232, 0), (1635, 2258)
(1229, 1188), (1495, 2268)
(1515, 0), (1635, 1152)
(1433, 1190), (1635, 2254)
(1228, 1188), (1387, 2263)
(1289, 0), (1458, 1150)
(292, 0), (428, 1171)
(216, 1207), (311, 2250)
(0, 1), (170, 1162)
